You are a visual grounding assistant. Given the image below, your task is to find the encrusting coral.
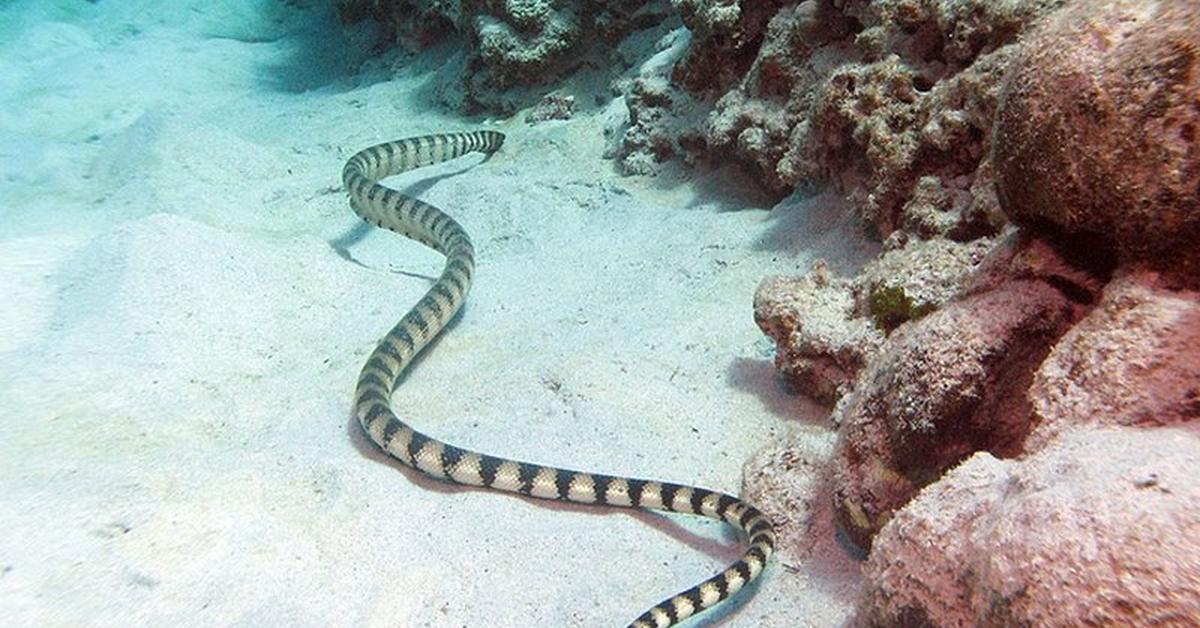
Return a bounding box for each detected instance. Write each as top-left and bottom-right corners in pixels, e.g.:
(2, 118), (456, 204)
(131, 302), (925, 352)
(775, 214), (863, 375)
(993, 0), (1200, 282)
(1025, 269), (1200, 451)
(859, 426), (1200, 626)
(754, 1), (1200, 623)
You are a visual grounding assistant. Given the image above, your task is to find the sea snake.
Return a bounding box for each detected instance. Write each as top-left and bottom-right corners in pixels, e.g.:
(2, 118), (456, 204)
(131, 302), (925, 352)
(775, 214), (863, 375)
(344, 130), (775, 627)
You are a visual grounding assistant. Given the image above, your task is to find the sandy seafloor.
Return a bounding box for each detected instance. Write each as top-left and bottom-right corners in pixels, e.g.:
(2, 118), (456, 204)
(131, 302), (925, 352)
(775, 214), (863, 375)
(0, 2), (874, 626)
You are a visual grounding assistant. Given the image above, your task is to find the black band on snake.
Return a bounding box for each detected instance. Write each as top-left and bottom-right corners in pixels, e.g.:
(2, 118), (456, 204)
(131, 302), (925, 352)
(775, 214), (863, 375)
(343, 130), (775, 627)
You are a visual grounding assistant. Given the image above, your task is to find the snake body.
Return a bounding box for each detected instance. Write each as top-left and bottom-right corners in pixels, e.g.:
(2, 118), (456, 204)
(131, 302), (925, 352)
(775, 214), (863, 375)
(344, 130), (774, 627)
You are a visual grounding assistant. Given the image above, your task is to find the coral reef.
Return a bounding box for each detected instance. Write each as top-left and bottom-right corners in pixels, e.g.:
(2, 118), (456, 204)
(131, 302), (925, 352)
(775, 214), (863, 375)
(335, 0), (662, 112)
(342, 1), (1061, 227)
(829, 278), (1074, 549)
(859, 426), (1200, 626)
(622, 0), (1064, 237)
(1026, 269), (1200, 451)
(754, 237), (994, 403)
(669, 0), (788, 95)
(758, 0), (1200, 556)
(751, 1), (1200, 621)
(993, 0), (1200, 281)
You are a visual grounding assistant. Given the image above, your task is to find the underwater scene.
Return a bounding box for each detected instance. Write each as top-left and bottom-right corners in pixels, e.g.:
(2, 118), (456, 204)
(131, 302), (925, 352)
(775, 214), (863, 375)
(1, 0), (1197, 626)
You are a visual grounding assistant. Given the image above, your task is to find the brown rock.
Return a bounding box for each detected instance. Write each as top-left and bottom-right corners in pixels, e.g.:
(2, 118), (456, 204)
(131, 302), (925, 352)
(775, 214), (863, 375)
(831, 279), (1073, 550)
(993, 0), (1200, 279)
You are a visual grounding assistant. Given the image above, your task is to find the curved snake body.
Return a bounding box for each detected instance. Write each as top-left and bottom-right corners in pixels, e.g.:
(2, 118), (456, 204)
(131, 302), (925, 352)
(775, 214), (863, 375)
(344, 130), (775, 627)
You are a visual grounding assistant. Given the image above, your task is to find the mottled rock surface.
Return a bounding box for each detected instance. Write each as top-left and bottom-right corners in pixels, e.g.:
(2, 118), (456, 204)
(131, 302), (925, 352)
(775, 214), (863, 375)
(830, 279), (1073, 549)
(684, 0), (1065, 235)
(856, 236), (994, 331)
(335, 0), (663, 112)
(1027, 270), (1200, 450)
(993, 0), (1200, 280)
(754, 237), (995, 403)
(860, 426), (1200, 627)
(833, 15), (1200, 618)
(524, 92), (576, 123)
(742, 425), (836, 560)
(754, 262), (885, 404)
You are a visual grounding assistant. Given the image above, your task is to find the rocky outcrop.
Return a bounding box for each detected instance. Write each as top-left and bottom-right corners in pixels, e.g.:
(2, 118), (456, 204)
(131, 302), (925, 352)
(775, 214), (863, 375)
(829, 277), (1074, 549)
(753, 4), (1199, 623)
(335, 0), (663, 112)
(859, 426), (1200, 626)
(754, 237), (995, 404)
(993, 0), (1200, 281)
(1026, 269), (1200, 451)
(641, 0), (1064, 236)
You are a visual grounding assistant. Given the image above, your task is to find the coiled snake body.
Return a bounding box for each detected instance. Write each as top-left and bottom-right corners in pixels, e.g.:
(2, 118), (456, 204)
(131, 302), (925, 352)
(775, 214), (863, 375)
(344, 130), (774, 627)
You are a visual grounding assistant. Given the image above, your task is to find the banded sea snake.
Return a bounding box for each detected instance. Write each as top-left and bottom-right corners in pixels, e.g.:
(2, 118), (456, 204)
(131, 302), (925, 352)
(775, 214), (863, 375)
(344, 130), (775, 627)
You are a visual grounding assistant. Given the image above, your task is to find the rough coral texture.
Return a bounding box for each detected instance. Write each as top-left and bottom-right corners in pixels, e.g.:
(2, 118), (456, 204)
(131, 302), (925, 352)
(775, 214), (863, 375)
(616, 71), (709, 175)
(993, 0), (1200, 281)
(754, 262), (885, 405)
(856, 236), (994, 331)
(829, 279), (1074, 550)
(964, 229), (1111, 307)
(669, 0), (789, 95)
(637, 0), (1064, 237)
(859, 426), (1200, 627)
(838, 1), (1200, 613)
(1026, 270), (1200, 451)
(674, 1), (1073, 417)
(742, 425), (836, 560)
(336, 0), (662, 112)
(753, 237), (993, 403)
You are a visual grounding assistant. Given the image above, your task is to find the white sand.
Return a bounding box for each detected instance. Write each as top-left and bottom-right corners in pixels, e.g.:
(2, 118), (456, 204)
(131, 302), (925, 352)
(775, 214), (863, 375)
(0, 2), (867, 626)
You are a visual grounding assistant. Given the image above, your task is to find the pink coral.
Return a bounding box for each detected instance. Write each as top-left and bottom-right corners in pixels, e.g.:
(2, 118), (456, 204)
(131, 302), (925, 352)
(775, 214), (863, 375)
(993, 0), (1200, 280)
(1027, 270), (1200, 450)
(860, 426), (1200, 627)
(830, 279), (1073, 549)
